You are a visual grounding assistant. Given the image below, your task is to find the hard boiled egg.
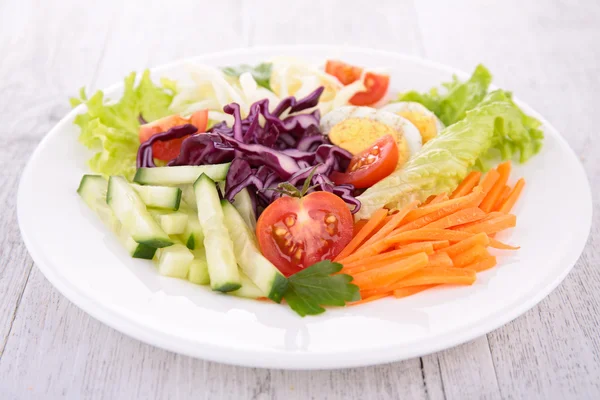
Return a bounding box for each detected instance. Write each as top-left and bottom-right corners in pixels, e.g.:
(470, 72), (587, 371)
(380, 102), (444, 144)
(320, 106), (423, 167)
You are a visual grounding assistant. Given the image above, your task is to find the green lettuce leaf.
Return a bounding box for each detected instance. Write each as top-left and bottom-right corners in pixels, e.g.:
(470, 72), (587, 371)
(355, 95), (536, 220)
(71, 71), (176, 180)
(397, 64), (492, 126)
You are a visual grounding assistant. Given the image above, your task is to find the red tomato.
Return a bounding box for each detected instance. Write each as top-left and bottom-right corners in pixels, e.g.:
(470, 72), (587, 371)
(256, 192), (354, 277)
(325, 60), (390, 106)
(138, 109), (208, 161)
(330, 135), (399, 189)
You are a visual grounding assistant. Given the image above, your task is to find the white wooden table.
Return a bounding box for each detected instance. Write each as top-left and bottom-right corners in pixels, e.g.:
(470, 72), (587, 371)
(1, 0), (599, 398)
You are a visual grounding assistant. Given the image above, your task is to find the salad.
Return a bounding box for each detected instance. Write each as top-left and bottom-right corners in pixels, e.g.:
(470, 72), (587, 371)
(72, 58), (542, 316)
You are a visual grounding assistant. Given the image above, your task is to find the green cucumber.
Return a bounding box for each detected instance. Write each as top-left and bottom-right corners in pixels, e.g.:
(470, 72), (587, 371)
(232, 188), (257, 231)
(221, 200), (288, 303)
(231, 270), (265, 299)
(131, 184), (181, 210)
(193, 174), (241, 292)
(155, 243), (194, 278)
(77, 175), (155, 259)
(188, 247), (210, 285)
(133, 164), (230, 186)
(179, 209), (204, 249)
(106, 176), (173, 248)
(150, 210), (189, 235)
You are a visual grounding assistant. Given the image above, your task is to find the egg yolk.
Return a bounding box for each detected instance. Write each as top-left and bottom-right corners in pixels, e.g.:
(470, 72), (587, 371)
(328, 118), (410, 167)
(398, 111), (438, 143)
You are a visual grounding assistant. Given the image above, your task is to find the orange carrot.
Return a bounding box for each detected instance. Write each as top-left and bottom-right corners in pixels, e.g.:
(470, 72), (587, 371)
(499, 178), (526, 213)
(400, 188), (485, 228)
(350, 293), (390, 305)
(480, 161), (511, 212)
(359, 201), (418, 249)
(451, 211), (504, 230)
(422, 195), (436, 205)
(427, 252), (454, 268)
(479, 169), (500, 197)
(451, 245), (490, 268)
(386, 267), (477, 291)
(465, 256), (498, 272)
(443, 232), (490, 258)
(450, 171), (482, 198)
(422, 207), (487, 229)
(353, 220), (368, 237)
(386, 229), (474, 246)
(429, 192), (449, 205)
(393, 285), (437, 298)
(351, 253), (429, 290)
(493, 185), (511, 212)
(455, 214), (516, 235)
(335, 208), (388, 261)
(395, 240), (449, 251)
(489, 238), (520, 250)
(343, 242), (434, 273)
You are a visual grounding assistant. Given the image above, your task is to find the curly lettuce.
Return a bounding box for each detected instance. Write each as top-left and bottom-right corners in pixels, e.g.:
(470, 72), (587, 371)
(70, 71), (176, 180)
(355, 92), (543, 219)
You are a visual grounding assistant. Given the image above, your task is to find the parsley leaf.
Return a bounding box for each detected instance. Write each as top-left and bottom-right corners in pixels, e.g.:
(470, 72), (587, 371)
(222, 62), (272, 90)
(284, 261), (361, 317)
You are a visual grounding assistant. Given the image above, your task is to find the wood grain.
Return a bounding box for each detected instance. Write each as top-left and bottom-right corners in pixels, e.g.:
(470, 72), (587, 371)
(0, 0), (599, 398)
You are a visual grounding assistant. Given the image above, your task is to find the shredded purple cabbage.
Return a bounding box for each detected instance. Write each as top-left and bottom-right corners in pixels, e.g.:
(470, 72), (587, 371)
(137, 87), (361, 214)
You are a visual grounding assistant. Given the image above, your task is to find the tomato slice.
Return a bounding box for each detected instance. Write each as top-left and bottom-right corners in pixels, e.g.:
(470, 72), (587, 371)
(325, 60), (390, 106)
(256, 192), (353, 277)
(138, 109), (208, 161)
(330, 135), (399, 189)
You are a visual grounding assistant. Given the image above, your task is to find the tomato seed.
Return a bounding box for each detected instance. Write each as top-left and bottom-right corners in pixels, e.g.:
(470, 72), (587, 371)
(274, 227), (287, 237)
(284, 216), (295, 227)
(325, 214), (337, 224)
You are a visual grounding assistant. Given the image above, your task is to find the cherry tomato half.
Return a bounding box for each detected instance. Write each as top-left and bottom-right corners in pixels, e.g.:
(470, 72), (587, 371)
(256, 191), (353, 277)
(325, 60), (390, 106)
(330, 135), (399, 189)
(138, 109), (208, 161)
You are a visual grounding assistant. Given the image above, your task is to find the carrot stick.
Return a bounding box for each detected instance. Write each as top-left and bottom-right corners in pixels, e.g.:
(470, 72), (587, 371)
(427, 252), (454, 268)
(465, 256), (498, 273)
(455, 214), (517, 235)
(343, 242), (434, 273)
(335, 208), (388, 261)
(351, 253), (429, 290)
(429, 192), (449, 205)
(498, 178), (526, 213)
(451, 211), (504, 230)
(479, 169), (500, 197)
(451, 245), (490, 268)
(395, 240), (450, 251)
(393, 285), (437, 298)
(386, 229), (474, 246)
(489, 238), (520, 250)
(386, 267), (477, 291)
(443, 232), (490, 258)
(480, 161), (511, 212)
(359, 201), (418, 249)
(400, 188), (485, 227)
(349, 293), (390, 305)
(422, 195), (436, 206)
(353, 219), (368, 237)
(493, 185), (511, 212)
(422, 207), (487, 229)
(450, 171), (482, 199)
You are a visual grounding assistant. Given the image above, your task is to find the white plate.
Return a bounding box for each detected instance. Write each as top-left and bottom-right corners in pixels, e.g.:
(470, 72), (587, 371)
(18, 46), (592, 369)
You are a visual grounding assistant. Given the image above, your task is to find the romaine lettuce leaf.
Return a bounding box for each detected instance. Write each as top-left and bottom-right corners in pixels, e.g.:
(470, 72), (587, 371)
(71, 71), (176, 180)
(355, 96), (536, 219)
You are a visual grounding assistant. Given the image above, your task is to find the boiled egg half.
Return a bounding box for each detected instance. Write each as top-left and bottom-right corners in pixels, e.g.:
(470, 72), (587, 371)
(380, 102), (444, 144)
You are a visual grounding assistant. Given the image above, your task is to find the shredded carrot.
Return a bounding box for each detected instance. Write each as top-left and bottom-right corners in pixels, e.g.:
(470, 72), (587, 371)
(395, 239), (450, 251)
(480, 161), (511, 212)
(427, 252), (454, 268)
(385, 267), (477, 291)
(422, 195), (436, 205)
(335, 208), (388, 261)
(443, 232), (490, 258)
(479, 169), (500, 198)
(386, 229), (474, 246)
(350, 293), (390, 305)
(429, 193), (449, 205)
(450, 171), (482, 198)
(493, 185), (511, 212)
(499, 178), (526, 213)
(400, 188), (485, 228)
(359, 201), (418, 249)
(451, 211), (504, 230)
(451, 245), (490, 268)
(393, 285), (437, 298)
(352, 253), (429, 290)
(422, 207), (487, 229)
(353, 219), (368, 237)
(343, 242), (434, 273)
(489, 238), (520, 250)
(465, 256), (498, 273)
(455, 214), (516, 235)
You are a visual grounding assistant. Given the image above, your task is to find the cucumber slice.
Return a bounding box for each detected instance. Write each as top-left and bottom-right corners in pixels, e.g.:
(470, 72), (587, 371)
(179, 209), (204, 249)
(193, 173), (241, 292)
(188, 247), (210, 285)
(107, 176), (173, 248)
(233, 188), (257, 231)
(221, 200), (288, 303)
(150, 210), (188, 235)
(180, 185), (197, 208)
(231, 270), (265, 299)
(133, 164), (230, 186)
(131, 184), (181, 210)
(155, 244), (194, 278)
(77, 175), (155, 259)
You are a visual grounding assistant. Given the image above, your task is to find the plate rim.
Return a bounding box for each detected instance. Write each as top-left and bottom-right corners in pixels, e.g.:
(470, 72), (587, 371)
(17, 45), (594, 369)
